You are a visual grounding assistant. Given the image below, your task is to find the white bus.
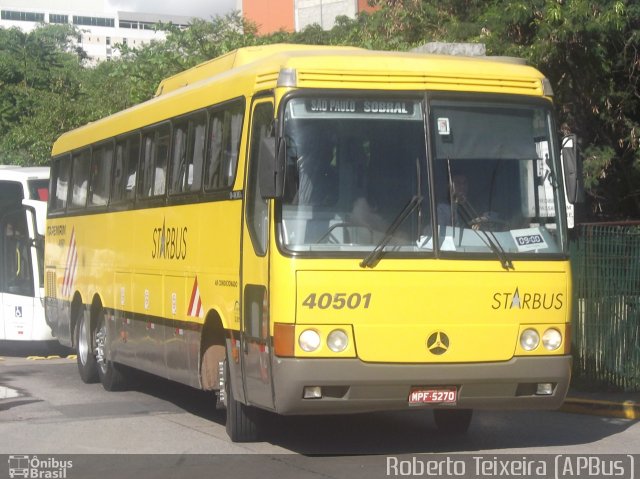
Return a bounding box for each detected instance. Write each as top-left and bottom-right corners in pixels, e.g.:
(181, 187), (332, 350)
(0, 166), (51, 342)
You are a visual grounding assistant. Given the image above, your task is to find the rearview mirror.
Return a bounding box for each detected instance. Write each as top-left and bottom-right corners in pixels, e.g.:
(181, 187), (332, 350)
(561, 134), (584, 204)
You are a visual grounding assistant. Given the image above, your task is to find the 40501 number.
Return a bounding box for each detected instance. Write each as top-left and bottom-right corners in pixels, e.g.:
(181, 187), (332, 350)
(302, 292), (372, 310)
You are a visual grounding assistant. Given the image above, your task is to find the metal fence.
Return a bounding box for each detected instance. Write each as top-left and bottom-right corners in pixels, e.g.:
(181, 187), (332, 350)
(570, 223), (640, 391)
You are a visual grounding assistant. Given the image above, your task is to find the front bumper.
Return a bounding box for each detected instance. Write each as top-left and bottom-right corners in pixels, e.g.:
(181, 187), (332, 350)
(271, 355), (571, 415)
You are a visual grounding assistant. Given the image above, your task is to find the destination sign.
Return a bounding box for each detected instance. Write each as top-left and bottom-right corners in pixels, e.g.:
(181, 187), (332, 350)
(305, 98), (415, 116)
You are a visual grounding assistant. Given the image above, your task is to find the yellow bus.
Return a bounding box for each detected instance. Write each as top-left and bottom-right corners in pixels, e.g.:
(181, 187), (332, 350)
(45, 44), (580, 442)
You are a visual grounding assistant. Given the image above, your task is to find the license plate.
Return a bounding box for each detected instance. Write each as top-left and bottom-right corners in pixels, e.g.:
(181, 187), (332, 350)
(408, 387), (457, 405)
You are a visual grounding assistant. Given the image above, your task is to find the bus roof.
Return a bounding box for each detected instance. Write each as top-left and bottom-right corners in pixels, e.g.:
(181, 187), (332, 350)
(52, 44), (549, 156)
(155, 44), (365, 96)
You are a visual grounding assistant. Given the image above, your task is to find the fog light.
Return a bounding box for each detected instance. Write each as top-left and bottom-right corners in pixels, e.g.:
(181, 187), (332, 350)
(327, 329), (349, 353)
(542, 328), (562, 351)
(520, 328), (540, 351)
(299, 329), (321, 352)
(304, 386), (322, 399)
(536, 383), (554, 395)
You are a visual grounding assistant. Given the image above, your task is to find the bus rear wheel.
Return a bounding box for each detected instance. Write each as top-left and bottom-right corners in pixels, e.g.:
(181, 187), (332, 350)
(433, 409), (473, 434)
(75, 308), (98, 383)
(224, 357), (261, 442)
(95, 309), (127, 391)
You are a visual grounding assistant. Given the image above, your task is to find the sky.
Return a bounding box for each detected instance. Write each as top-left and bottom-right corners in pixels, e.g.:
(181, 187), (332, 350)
(106, 0), (237, 19)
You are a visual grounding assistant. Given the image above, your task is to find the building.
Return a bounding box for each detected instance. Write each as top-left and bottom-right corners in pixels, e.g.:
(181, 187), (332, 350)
(239, 0), (377, 34)
(0, 0), (196, 62)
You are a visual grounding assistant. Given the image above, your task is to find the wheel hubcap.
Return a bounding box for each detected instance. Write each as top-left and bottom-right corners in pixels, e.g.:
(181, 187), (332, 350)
(78, 316), (89, 365)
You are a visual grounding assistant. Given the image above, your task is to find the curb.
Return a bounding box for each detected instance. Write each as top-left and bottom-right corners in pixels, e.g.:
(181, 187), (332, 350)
(561, 397), (640, 420)
(26, 355), (77, 361)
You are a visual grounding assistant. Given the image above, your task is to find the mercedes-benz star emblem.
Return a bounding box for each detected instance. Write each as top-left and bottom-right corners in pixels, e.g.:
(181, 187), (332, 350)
(427, 332), (450, 355)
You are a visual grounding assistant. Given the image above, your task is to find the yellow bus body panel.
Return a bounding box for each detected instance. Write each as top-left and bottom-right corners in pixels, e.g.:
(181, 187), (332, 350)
(45, 200), (242, 330)
(292, 260), (570, 363)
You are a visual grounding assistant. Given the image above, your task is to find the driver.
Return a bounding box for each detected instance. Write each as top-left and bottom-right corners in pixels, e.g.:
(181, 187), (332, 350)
(438, 174), (500, 231)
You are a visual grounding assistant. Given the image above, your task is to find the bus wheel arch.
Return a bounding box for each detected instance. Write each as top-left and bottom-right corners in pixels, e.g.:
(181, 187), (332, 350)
(199, 310), (226, 391)
(72, 293), (99, 383)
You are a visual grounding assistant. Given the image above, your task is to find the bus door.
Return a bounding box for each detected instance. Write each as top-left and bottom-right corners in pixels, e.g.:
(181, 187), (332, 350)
(239, 99), (276, 409)
(0, 208), (36, 340)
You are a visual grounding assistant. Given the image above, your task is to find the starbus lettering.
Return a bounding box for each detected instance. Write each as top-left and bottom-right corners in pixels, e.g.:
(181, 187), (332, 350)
(152, 219), (187, 260)
(492, 288), (564, 310)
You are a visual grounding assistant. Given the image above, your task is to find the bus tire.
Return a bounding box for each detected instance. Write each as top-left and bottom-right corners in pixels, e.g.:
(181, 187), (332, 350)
(225, 358), (261, 442)
(433, 409), (473, 434)
(95, 308), (127, 392)
(75, 308), (98, 383)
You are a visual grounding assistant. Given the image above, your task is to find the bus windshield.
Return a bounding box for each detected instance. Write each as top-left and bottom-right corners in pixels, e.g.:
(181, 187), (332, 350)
(280, 96), (428, 253)
(279, 95), (566, 258)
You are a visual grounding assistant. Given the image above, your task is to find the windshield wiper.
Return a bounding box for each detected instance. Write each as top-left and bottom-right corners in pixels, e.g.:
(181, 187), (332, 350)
(455, 198), (514, 271)
(360, 195), (422, 269)
(444, 160), (513, 271)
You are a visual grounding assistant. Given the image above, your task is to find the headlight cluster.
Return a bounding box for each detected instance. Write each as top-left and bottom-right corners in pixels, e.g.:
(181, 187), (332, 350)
(520, 328), (563, 351)
(298, 328), (349, 353)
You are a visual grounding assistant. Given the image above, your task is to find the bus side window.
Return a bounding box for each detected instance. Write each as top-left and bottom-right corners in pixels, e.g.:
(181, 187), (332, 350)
(205, 101), (243, 191)
(1, 212), (34, 296)
(113, 135), (139, 204)
(205, 112), (224, 190)
(154, 126), (170, 196)
(88, 142), (113, 207)
(51, 155), (71, 212)
(224, 105), (243, 188)
(187, 112), (207, 192)
(246, 102), (274, 256)
(169, 121), (188, 194)
(70, 149), (91, 209)
(140, 124), (170, 198)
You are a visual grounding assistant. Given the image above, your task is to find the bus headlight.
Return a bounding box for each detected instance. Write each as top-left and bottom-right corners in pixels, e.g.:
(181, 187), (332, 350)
(542, 328), (562, 351)
(520, 329), (540, 351)
(327, 329), (349, 353)
(299, 329), (321, 352)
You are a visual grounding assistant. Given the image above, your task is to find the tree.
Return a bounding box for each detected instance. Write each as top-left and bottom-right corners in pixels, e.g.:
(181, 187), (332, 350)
(109, 13), (260, 104)
(356, 0), (640, 219)
(0, 24), (86, 165)
(2, 5), (638, 219)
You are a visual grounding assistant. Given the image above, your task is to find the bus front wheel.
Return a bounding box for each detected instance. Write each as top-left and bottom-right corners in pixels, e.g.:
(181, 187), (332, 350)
(75, 308), (98, 384)
(224, 357), (261, 442)
(433, 409), (473, 434)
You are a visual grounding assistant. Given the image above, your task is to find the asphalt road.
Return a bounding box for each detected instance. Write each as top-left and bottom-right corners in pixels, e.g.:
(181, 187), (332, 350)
(1, 342), (638, 479)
